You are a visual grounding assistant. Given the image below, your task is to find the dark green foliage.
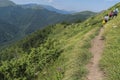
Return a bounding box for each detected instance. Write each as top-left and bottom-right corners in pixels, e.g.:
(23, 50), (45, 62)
(18, 25), (54, 52)
(0, 40), (61, 80)
(60, 21), (71, 25)
(0, 39), (63, 80)
(75, 19), (82, 23)
(0, 23), (64, 80)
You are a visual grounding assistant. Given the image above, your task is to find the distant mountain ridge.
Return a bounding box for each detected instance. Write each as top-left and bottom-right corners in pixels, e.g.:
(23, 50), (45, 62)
(0, 0), (15, 7)
(21, 4), (75, 14)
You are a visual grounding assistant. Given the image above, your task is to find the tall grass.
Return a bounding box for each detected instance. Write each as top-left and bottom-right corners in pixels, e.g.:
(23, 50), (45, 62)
(100, 14), (120, 80)
(36, 21), (100, 80)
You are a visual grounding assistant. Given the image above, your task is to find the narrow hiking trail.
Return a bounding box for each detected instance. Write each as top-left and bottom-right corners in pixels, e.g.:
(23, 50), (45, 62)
(86, 28), (104, 80)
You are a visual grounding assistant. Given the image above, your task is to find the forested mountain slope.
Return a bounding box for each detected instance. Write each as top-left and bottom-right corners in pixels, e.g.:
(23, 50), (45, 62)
(0, 0), (96, 45)
(0, 19), (19, 44)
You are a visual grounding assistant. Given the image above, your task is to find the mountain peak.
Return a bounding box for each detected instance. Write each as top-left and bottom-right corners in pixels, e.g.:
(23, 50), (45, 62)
(0, 0), (15, 7)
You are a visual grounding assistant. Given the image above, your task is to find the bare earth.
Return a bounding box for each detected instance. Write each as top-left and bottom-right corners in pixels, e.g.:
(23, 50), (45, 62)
(86, 28), (104, 80)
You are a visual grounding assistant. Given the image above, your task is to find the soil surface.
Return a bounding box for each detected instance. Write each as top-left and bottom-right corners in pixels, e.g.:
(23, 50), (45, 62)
(86, 28), (104, 80)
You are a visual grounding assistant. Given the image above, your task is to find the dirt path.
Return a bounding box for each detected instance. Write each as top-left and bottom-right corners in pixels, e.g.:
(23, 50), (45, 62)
(86, 28), (104, 80)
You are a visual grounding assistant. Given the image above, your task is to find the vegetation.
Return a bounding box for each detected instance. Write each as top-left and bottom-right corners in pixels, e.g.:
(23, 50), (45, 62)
(0, 1), (120, 80)
(0, 19), (19, 44)
(0, 2), (106, 79)
(100, 8), (120, 80)
(0, 0), (96, 45)
(0, 9), (102, 79)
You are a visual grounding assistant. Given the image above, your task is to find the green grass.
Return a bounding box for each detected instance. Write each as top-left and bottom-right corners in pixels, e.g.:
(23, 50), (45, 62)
(36, 20), (100, 80)
(36, 3), (120, 80)
(35, 5), (108, 79)
(0, 17), (101, 80)
(1, 3), (120, 80)
(100, 13), (120, 80)
(62, 28), (99, 80)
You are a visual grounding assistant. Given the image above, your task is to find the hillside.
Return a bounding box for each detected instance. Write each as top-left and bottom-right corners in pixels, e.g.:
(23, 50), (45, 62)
(0, 5), (95, 33)
(0, 2), (103, 80)
(0, 0), (96, 45)
(0, 20), (100, 80)
(0, 0), (15, 7)
(100, 3), (120, 80)
(0, 19), (19, 44)
(0, 1), (120, 80)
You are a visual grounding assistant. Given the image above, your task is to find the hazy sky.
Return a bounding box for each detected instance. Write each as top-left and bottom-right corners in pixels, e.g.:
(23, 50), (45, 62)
(10, 0), (120, 12)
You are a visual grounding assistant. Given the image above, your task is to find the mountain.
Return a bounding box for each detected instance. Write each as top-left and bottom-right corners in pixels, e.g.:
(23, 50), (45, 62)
(0, 2), (96, 45)
(21, 4), (74, 14)
(0, 4), (96, 32)
(0, 0), (15, 7)
(0, 19), (19, 44)
(0, 0), (73, 15)
(73, 11), (97, 15)
(0, 2), (120, 80)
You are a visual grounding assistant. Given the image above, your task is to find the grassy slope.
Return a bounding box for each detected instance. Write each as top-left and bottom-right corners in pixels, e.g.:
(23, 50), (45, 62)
(36, 11), (104, 80)
(1, 3), (119, 80)
(0, 15), (101, 80)
(37, 3), (120, 80)
(100, 12), (120, 80)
